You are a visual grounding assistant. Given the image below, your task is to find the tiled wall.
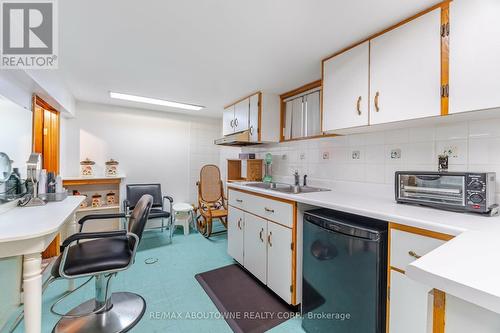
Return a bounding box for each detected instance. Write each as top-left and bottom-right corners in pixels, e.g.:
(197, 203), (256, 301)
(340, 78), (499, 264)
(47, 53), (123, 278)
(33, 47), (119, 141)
(242, 117), (500, 198)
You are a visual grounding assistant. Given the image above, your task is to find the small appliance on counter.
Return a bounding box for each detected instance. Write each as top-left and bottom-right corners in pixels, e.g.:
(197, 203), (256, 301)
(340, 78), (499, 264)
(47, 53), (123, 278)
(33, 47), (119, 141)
(395, 171), (498, 216)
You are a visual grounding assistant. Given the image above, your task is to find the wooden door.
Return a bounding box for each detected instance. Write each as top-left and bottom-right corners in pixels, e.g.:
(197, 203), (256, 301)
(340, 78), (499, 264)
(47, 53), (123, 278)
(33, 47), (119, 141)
(227, 206), (245, 264)
(32, 96), (60, 258)
(266, 221), (292, 304)
(389, 270), (433, 333)
(449, 0), (500, 114)
(243, 212), (267, 284)
(234, 98), (249, 133)
(322, 41), (370, 132)
(248, 93), (259, 142)
(222, 106), (235, 135)
(370, 9), (441, 125)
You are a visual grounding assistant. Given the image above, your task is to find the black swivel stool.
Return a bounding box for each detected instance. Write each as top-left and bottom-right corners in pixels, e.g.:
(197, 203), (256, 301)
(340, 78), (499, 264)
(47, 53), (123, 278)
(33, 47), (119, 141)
(49, 194), (153, 333)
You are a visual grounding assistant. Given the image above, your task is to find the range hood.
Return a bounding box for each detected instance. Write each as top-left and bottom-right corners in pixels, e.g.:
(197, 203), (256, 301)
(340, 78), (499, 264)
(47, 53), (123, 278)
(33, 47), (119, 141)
(214, 130), (262, 146)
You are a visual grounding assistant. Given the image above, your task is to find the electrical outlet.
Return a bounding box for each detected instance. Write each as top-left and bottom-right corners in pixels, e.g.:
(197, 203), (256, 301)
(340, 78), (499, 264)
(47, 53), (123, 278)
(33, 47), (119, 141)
(390, 148), (401, 159)
(300, 153), (306, 160)
(352, 150), (361, 160)
(322, 151), (330, 160)
(281, 154), (287, 160)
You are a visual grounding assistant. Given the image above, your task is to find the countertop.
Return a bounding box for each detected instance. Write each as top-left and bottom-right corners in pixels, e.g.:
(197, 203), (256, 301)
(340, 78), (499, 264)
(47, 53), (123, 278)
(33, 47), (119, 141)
(228, 182), (500, 314)
(0, 196), (85, 243)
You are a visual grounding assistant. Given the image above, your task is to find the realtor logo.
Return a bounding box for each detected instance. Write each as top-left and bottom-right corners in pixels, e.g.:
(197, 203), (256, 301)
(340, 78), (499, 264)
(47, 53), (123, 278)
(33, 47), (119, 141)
(1, 0), (58, 68)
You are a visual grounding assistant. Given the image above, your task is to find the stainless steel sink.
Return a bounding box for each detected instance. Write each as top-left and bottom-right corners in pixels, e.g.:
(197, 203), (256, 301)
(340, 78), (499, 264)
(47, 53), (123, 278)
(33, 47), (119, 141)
(245, 182), (330, 194)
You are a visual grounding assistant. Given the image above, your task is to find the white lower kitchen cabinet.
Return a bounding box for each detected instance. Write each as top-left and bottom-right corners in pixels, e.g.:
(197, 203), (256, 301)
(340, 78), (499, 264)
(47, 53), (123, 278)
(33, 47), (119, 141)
(389, 270), (433, 333)
(266, 221), (292, 304)
(243, 212), (267, 284)
(227, 206), (245, 264)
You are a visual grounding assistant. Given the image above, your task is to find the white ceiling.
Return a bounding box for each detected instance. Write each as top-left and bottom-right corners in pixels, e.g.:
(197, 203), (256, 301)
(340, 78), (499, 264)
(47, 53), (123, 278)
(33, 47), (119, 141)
(58, 0), (440, 118)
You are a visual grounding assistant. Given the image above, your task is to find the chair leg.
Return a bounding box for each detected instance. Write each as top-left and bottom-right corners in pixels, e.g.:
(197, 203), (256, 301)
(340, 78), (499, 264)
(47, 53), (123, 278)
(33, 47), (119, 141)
(205, 217), (213, 238)
(161, 217), (164, 232)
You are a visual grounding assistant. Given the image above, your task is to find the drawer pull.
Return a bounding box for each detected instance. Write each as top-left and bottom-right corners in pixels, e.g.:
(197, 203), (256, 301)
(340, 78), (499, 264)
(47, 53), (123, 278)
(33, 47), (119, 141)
(408, 250), (422, 259)
(259, 228), (264, 242)
(236, 199), (243, 203)
(268, 231), (273, 247)
(264, 207), (275, 213)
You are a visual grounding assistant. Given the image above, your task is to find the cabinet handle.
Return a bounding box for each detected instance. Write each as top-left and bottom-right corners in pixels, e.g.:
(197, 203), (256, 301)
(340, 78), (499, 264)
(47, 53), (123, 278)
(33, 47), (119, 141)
(236, 199), (243, 203)
(249, 125), (254, 135)
(268, 231), (272, 247)
(408, 250), (421, 259)
(374, 92), (380, 112)
(264, 207), (274, 213)
(230, 119), (234, 128)
(259, 228), (264, 242)
(237, 218), (242, 230)
(234, 118), (238, 127)
(356, 96), (362, 115)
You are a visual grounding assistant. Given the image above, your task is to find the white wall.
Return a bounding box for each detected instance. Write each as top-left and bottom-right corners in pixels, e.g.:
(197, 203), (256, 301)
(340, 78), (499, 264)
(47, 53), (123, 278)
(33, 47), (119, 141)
(61, 102), (221, 204)
(243, 116), (500, 200)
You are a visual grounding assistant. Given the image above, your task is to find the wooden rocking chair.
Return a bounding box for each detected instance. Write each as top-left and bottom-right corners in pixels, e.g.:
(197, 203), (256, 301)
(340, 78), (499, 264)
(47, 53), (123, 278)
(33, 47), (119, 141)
(196, 164), (228, 237)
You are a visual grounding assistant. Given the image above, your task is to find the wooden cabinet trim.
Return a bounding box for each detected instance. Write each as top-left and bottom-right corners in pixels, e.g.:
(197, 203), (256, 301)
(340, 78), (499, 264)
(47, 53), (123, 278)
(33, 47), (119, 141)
(433, 289), (446, 333)
(228, 187), (296, 205)
(321, 1), (452, 65)
(440, 3), (450, 116)
(224, 91), (261, 109)
(390, 222), (455, 241)
(62, 178), (122, 186)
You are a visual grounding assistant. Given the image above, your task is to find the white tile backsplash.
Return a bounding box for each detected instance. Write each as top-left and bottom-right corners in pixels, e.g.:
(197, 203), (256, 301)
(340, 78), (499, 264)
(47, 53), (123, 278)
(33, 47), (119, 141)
(241, 116), (500, 197)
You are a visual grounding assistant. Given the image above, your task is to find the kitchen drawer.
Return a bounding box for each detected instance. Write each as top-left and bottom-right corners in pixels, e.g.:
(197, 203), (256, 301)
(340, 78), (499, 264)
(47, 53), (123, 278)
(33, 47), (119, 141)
(245, 194), (294, 228)
(228, 189), (249, 210)
(391, 229), (446, 271)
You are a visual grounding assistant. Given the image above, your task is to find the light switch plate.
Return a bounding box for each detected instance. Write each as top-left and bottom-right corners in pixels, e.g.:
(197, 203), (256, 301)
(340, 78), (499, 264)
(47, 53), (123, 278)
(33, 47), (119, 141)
(300, 153), (306, 160)
(322, 151), (330, 160)
(352, 150), (361, 160)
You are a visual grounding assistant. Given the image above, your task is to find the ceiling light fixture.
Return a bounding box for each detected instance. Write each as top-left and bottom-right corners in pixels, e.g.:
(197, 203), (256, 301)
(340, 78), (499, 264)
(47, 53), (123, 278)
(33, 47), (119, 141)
(109, 92), (204, 111)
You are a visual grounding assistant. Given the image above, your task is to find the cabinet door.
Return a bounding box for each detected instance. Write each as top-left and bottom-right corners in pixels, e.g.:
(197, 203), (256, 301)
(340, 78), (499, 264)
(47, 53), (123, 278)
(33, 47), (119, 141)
(370, 9), (441, 125)
(234, 98), (250, 133)
(249, 94), (259, 142)
(449, 0), (500, 114)
(266, 221), (292, 304)
(222, 106), (235, 136)
(243, 213), (267, 284)
(227, 206), (245, 264)
(322, 41), (369, 131)
(305, 90), (321, 137)
(389, 270), (433, 333)
(290, 97), (304, 139)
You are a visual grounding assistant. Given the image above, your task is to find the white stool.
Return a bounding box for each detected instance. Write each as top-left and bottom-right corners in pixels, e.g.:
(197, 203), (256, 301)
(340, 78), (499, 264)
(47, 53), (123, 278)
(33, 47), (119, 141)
(173, 203), (194, 236)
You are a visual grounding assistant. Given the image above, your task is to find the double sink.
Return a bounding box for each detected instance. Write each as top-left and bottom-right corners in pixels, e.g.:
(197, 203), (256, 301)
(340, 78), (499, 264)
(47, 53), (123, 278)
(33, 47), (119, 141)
(245, 182), (330, 194)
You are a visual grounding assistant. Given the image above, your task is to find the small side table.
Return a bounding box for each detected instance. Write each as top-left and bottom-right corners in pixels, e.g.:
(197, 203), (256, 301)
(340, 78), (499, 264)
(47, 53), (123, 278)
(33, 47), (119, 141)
(173, 203), (194, 236)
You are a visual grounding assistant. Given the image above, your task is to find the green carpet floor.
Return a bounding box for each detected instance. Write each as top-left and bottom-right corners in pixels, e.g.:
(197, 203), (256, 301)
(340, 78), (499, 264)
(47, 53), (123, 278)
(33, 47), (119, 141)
(14, 225), (304, 333)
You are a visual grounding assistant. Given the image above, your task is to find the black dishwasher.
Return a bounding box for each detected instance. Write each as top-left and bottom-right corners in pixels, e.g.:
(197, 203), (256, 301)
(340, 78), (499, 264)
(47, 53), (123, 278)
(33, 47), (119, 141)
(302, 208), (387, 333)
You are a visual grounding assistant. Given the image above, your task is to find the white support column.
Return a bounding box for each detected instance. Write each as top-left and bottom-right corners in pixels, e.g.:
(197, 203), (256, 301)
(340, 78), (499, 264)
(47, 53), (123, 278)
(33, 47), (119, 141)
(23, 253), (42, 333)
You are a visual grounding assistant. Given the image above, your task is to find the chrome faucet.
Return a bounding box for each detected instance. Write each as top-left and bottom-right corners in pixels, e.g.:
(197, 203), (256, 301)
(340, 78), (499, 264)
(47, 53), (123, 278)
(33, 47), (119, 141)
(294, 170), (300, 186)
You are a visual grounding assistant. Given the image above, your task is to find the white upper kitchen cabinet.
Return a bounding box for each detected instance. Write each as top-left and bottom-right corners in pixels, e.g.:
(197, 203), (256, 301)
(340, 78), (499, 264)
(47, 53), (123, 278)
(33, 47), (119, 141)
(243, 213), (267, 284)
(249, 93), (259, 142)
(234, 98), (250, 133)
(227, 206), (245, 265)
(322, 41), (370, 132)
(449, 0), (500, 114)
(266, 221), (292, 304)
(370, 9), (441, 125)
(222, 105), (235, 136)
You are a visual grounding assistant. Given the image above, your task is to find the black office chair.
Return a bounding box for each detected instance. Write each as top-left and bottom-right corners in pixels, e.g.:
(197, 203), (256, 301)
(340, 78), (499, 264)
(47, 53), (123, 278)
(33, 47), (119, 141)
(49, 195), (153, 333)
(124, 183), (174, 240)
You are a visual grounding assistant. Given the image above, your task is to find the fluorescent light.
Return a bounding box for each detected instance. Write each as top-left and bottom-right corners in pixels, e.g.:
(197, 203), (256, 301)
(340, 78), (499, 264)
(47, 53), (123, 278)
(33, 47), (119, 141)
(109, 92), (204, 111)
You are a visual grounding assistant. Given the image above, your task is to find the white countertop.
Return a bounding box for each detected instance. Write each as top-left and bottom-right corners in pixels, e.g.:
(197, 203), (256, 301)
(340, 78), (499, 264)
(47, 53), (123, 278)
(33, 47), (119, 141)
(0, 196), (85, 243)
(228, 182), (500, 314)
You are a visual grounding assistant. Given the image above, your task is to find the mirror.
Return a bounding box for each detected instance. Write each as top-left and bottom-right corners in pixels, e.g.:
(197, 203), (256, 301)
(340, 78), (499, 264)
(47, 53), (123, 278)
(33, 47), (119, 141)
(0, 95), (32, 203)
(0, 152), (12, 182)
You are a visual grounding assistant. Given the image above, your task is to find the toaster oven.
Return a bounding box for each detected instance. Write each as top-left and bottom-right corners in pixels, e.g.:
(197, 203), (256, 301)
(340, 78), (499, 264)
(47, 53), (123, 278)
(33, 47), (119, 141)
(395, 171), (498, 215)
